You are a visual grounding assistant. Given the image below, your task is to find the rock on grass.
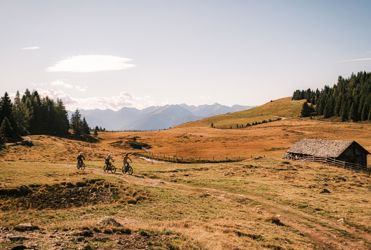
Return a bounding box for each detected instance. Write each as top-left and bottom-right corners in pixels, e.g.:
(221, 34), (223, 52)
(97, 217), (122, 227)
(14, 223), (39, 232)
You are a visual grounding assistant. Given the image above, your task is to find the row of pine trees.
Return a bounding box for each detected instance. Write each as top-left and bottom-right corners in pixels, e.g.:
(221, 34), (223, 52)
(293, 71), (371, 121)
(0, 89), (92, 147)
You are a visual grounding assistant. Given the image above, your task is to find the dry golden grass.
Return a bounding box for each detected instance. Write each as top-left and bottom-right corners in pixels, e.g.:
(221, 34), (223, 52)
(0, 99), (370, 249)
(1, 156), (370, 249)
(88, 119), (371, 165)
(1, 118), (370, 168)
(180, 97), (306, 128)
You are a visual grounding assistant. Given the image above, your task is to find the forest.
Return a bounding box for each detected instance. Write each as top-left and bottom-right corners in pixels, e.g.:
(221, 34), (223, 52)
(0, 89), (91, 146)
(293, 71), (371, 121)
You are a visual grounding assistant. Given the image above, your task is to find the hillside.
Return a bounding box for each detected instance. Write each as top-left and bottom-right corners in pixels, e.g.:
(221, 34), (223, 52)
(180, 97), (306, 128)
(1, 94), (370, 250)
(3, 117), (370, 165)
(1, 118), (370, 249)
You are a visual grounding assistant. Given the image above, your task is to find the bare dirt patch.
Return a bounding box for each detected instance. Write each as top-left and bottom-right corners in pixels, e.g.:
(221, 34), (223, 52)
(0, 179), (147, 210)
(0, 226), (201, 250)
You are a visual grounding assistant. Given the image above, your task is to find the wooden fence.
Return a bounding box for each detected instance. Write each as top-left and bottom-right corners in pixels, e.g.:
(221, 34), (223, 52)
(285, 154), (370, 173)
(134, 152), (244, 164)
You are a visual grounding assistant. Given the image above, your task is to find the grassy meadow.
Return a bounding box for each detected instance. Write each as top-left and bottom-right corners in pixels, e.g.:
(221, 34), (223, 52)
(0, 98), (370, 249)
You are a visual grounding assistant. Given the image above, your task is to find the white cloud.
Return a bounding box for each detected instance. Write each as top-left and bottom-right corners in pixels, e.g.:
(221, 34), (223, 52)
(22, 46), (40, 50)
(338, 57), (371, 63)
(50, 80), (87, 92)
(36, 88), (152, 111)
(46, 55), (136, 72)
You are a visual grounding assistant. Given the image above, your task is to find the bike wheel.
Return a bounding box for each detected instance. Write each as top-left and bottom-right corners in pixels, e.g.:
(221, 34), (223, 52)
(103, 165), (108, 173)
(81, 163), (86, 170)
(127, 166), (133, 175)
(111, 167), (117, 174)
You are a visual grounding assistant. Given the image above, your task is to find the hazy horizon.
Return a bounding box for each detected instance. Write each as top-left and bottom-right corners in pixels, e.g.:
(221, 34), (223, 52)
(1, 0), (370, 110)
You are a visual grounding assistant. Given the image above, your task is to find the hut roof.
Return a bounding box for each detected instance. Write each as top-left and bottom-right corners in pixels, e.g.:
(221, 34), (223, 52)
(287, 139), (369, 158)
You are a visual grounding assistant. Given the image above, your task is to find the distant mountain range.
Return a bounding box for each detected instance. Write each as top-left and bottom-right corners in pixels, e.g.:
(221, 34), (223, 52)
(76, 103), (250, 131)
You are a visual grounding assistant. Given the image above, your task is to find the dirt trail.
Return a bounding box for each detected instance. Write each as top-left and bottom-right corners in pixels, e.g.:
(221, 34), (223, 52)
(90, 168), (370, 250)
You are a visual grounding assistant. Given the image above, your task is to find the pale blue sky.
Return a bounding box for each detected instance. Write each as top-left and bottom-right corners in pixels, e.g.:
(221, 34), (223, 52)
(0, 0), (370, 110)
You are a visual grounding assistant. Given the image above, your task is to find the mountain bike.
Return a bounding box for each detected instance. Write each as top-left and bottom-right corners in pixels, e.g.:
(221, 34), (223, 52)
(122, 163), (133, 175)
(77, 161), (86, 170)
(103, 163), (116, 173)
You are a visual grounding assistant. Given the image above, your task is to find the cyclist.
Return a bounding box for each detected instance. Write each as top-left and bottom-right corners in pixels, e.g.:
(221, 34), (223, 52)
(76, 152), (85, 168)
(123, 153), (132, 173)
(105, 154), (114, 168)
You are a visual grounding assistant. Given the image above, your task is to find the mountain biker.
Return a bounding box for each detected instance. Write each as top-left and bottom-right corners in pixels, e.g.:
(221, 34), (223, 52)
(77, 152), (85, 167)
(105, 154), (114, 168)
(123, 153), (132, 172)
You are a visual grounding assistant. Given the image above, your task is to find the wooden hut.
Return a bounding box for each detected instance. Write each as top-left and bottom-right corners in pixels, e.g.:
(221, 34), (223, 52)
(286, 139), (369, 168)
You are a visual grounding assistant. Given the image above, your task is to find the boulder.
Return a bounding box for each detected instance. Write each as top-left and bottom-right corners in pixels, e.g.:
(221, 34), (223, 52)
(14, 223), (39, 232)
(8, 235), (28, 242)
(97, 217), (122, 227)
(320, 188), (331, 194)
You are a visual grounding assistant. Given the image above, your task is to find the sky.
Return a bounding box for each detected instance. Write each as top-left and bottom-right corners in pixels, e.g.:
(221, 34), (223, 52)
(0, 0), (370, 110)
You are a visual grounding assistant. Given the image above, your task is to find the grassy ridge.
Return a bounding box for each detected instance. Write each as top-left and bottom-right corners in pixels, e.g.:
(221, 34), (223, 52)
(180, 97), (306, 128)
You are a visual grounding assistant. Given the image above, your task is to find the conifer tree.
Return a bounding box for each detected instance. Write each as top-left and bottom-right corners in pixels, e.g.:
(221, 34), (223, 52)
(360, 104), (368, 121)
(301, 102), (312, 117)
(55, 99), (69, 135)
(340, 100), (348, 121)
(323, 97), (333, 118)
(70, 109), (82, 135)
(348, 103), (358, 122)
(0, 134), (5, 149)
(0, 92), (13, 122)
(12, 91), (30, 135)
(82, 118), (90, 135)
(0, 92), (20, 138)
(0, 117), (18, 142)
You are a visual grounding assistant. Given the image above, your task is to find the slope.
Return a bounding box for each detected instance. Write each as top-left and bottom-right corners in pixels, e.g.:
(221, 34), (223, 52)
(180, 97), (306, 128)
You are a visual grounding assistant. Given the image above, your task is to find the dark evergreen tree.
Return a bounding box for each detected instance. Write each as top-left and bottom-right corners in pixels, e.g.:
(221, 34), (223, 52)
(361, 103), (368, 121)
(0, 92), (20, 138)
(70, 109), (82, 135)
(0, 92), (13, 122)
(301, 102), (313, 117)
(340, 99), (348, 122)
(29, 91), (43, 134)
(0, 117), (19, 142)
(348, 103), (357, 121)
(81, 118), (90, 135)
(323, 96), (334, 118)
(0, 134), (5, 149)
(55, 99), (69, 135)
(12, 91), (30, 135)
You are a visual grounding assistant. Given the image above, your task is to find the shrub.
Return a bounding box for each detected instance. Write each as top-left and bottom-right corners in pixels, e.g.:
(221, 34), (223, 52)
(128, 141), (151, 150)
